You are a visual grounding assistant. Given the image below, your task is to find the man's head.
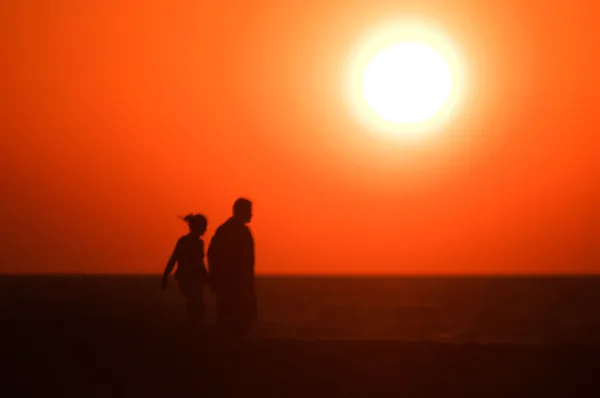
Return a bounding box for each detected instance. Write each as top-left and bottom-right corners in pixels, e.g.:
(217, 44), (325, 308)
(233, 198), (252, 224)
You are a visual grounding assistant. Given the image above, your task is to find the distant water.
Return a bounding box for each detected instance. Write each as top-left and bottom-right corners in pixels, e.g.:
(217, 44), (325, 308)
(2, 275), (600, 344)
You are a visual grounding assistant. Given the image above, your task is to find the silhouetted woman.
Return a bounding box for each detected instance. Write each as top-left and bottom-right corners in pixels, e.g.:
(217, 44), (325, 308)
(161, 214), (208, 327)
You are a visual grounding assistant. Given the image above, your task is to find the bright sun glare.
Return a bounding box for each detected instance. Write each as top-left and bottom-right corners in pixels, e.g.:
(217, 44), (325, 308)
(347, 18), (465, 139)
(362, 43), (452, 124)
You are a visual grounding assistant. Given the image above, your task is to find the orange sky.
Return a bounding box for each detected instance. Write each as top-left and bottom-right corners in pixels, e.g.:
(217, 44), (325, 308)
(1, 0), (598, 274)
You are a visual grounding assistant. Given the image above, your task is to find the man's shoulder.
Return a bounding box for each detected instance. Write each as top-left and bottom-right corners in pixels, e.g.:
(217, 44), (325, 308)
(218, 218), (240, 231)
(210, 220), (231, 242)
(214, 221), (230, 235)
(213, 218), (251, 236)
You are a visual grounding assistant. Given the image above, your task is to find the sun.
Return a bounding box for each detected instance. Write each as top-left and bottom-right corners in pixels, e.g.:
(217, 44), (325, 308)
(346, 18), (466, 138)
(362, 42), (452, 124)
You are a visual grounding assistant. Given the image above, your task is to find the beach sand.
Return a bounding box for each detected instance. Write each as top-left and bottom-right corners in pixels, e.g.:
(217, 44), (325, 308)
(3, 276), (600, 397)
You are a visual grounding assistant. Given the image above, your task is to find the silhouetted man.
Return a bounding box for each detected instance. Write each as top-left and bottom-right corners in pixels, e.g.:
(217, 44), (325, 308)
(208, 198), (256, 337)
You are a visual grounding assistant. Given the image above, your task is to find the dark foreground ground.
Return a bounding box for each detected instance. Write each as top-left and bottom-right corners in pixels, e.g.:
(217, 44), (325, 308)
(2, 276), (600, 397)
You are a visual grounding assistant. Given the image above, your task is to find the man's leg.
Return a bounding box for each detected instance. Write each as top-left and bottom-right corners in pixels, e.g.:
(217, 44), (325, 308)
(217, 294), (245, 339)
(215, 294), (230, 335)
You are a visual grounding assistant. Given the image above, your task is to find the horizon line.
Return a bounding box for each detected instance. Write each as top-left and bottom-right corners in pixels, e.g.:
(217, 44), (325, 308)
(2, 272), (600, 278)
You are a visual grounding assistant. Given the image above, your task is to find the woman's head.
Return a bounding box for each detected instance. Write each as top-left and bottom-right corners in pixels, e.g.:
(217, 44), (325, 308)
(183, 213), (207, 236)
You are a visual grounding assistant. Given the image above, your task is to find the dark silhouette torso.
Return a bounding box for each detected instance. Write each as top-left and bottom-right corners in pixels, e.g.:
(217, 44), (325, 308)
(208, 217), (256, 334)
(173, 234), (207, 281)
(208, 218), (254, 287)
(162, 233), (208, 326)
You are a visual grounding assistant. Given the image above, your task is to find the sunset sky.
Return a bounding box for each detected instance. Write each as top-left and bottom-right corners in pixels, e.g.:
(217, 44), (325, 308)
(1, 0), (598, 274)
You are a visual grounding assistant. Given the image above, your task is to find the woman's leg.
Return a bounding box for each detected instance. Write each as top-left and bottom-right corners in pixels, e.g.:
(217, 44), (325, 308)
(178, 278), (204, 327)
(189, 292), (205, 323)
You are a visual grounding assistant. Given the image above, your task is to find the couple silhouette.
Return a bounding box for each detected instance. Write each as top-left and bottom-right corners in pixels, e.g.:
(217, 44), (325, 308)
(161, 198), (256, 338)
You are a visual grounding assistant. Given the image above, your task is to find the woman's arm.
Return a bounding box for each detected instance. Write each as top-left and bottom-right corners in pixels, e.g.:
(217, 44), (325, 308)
(161, 240), (180, 290)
